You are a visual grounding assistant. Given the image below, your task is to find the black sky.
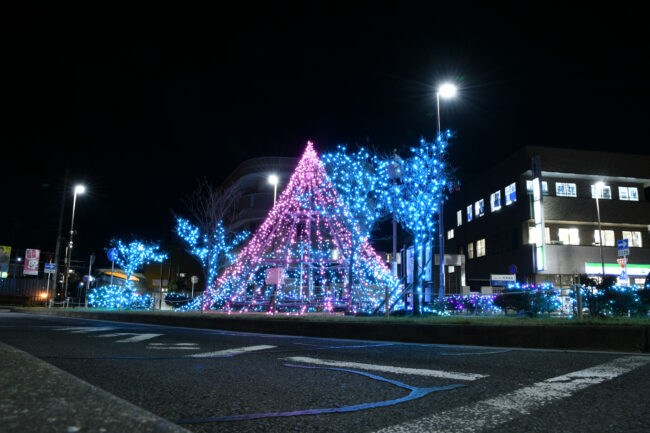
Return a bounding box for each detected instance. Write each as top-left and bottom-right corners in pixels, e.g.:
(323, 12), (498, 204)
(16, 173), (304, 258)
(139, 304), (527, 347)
(2, 4), (649, 266)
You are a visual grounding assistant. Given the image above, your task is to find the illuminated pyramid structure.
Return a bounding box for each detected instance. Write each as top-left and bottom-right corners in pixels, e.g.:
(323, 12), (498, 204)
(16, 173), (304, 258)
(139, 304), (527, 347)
(210, 141), (401, 314)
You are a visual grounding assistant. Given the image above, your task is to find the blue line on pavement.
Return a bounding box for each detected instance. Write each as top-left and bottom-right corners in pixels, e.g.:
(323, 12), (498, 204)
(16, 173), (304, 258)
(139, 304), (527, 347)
(172, 364), (464, 424)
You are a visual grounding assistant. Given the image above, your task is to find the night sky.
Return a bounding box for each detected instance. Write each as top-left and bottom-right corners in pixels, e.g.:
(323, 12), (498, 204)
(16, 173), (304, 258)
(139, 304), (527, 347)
(2, 4), (648, 267)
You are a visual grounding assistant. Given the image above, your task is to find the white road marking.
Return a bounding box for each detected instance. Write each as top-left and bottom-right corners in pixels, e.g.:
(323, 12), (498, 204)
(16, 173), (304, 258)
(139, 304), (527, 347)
(284, 356), (487, 381)
(190, 345), (277, 358)
(53, 326), (117, 333)
(147, 342), (200, 351)
(94, 333), (135, 338)
(374, 355), (650, 433)
(114, 333), (162, 343)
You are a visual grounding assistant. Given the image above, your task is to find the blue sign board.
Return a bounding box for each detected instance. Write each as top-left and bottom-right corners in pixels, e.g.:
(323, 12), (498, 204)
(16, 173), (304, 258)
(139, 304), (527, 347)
(44, 263), (56, 273)
(107, 248), (118, 262)
(617, 239), (629, 256)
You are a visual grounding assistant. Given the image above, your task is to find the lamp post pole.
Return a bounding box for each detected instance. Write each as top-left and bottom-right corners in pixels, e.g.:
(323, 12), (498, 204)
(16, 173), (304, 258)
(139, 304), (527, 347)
(63, 185), (85, 304)
(268, 174), (279, 206)
(595, 182), (606, 279)
(435, 83), (456, 299)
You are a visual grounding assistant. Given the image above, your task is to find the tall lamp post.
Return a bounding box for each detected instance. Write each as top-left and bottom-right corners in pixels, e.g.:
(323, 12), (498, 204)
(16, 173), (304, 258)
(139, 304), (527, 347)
(594, 181), (606, 279)
(63, 184), (85, 304)
(268, 174), (279, 206)
(436, 83), (457, 299)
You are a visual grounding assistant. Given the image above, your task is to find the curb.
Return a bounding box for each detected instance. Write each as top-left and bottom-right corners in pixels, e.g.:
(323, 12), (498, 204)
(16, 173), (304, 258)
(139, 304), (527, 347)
(12, 308), (650, 353)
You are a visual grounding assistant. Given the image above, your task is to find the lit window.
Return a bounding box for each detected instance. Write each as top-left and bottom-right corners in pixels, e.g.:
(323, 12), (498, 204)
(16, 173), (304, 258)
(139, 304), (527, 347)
(467, 205), (473, 222)
(474, 199), (484, 218)
(490, 191), (502, 212)
(457, 210), (462, 227)
(527, 180), (548, 195)
(447, 229), (454, 240)
(476, 239), (486, 257)
(591, 184), (612, 199)
(594, 230), (615, 246)
(467, 242), (474, 259)
(505, 182), (517, 205)
(622, 231), (643, 247)
(558, 228), (580, 245)
(556, 182), (577, 197)
(528, 226), (550, 244)
(619, 186), (639, 201)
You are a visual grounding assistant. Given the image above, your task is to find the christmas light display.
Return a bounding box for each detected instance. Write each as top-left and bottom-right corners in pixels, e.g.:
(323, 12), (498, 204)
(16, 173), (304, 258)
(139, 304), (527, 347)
(389, 136), (453, 313)
(109, 239), (167, 286)
(211, 141), (402, 313)
(176, 218), (249, 295)
(88, 285), (153, 309)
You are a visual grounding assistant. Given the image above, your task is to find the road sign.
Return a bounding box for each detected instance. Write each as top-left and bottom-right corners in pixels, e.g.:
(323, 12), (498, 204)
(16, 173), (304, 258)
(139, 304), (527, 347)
(617, 258), (627, 268)
(107, 248), (118, 262)
(491, 274), (516, 287)
(44, 263), (56, 274)
(617, 239), (629, 257)
(509, 264), (517, 274)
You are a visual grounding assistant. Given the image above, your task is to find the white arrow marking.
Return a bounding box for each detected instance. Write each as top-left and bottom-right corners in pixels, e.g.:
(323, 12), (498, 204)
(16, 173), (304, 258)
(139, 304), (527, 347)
(190, 345), (277, 358)
(373, 356), (650, 433)
(284, 356), (487, 381)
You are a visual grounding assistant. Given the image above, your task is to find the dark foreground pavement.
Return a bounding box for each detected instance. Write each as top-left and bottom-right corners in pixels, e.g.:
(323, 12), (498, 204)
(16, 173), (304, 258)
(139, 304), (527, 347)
(1, 310), (650, 433)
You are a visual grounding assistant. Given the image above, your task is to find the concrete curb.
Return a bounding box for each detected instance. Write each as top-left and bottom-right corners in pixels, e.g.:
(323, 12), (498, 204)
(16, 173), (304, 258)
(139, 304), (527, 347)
(13, 308), (650, 353)
(0, 340), (190, 433)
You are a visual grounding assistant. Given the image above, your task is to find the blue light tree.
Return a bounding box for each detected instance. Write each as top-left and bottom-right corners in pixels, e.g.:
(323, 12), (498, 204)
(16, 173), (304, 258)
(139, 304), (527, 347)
(322, 145), (393, 301)
(390, 136), (453, 314)
(175, 217), (249, 296)
(111, 239), (168, 286)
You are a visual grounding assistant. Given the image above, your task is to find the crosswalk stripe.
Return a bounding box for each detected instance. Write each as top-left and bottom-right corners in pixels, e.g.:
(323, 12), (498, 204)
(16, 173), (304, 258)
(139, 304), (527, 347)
(114, 333), (162, 343)
(284, 356), (487, 381)
(54, 326), (116, 333)
(190, 345), (277, 358)
(373, 356), (650, 433)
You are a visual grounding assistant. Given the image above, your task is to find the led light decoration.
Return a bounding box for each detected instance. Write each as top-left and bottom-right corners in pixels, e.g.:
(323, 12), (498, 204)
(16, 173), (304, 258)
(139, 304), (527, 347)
(389, 137), (453, 313)
(176, 217), (249, 297)
(88, 285), (153, 309)
(110, 239), (167, 287)
(211, 141), (402, 314)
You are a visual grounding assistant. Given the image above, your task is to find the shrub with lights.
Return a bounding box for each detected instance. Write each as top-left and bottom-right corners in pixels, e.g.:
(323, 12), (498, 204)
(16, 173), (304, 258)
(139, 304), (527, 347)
(493, 283), (561, 316)
(570, 280), (650, 317)
(211, 141), (401, 314)
(88, 285), (153, 310)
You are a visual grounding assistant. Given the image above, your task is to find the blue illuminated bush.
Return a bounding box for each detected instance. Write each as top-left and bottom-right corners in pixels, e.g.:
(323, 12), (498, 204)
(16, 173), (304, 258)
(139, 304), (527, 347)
(88, 285), (153, 310)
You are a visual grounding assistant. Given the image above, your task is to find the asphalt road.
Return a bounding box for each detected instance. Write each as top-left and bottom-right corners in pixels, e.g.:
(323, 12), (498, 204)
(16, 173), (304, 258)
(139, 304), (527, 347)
(1, 311), (649, 433)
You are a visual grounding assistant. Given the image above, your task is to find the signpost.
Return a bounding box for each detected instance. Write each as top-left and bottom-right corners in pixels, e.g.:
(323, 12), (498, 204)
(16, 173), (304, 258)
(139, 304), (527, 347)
(44, 261), (56, 306)
(617, 239), (629, 286)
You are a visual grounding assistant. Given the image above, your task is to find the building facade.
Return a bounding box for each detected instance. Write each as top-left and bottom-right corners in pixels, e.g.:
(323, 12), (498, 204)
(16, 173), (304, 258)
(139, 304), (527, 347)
(443, 146), (650, 291)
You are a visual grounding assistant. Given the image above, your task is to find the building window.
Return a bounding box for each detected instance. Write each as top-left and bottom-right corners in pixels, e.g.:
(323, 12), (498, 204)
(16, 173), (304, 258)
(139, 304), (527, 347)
(619, 186), (639, 201)
(476, 239), (486, 257)
(474, 199), (485, 218)
(528, 226), (550, 245)
(556, 182), (577, 197)
(527, 180), (548, 195)
(591, 184), (612, 199)
(447, 229), (454, 240)
(490, 191), (502, 212)
(457, 210), (462, 227)
(594, 230), (615, 246)
(467, 242), (474, 259)
(558, 228), (580, 245)
(622, 231), (643, 247)
(505, 182), (516, 205)
(467, 205), (473, 222)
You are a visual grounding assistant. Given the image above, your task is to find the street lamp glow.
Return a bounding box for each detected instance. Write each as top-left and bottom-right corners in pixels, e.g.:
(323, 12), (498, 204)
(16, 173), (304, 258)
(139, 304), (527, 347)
(595, 181), (605, 191)
(74, 185), (86, 194)
(268, 174), (279, 186)
(438, 83), (457, 99)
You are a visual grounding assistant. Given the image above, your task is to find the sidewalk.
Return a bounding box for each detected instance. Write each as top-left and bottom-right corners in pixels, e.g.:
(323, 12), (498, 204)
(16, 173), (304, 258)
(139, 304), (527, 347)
(13, 308), (650, 353)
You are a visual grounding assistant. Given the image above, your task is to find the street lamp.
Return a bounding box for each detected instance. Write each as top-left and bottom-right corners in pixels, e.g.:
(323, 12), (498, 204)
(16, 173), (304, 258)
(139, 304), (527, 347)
(268, 174), (279, 206)
(63, 184), (85, 304)
(436, 82), (457, 299)
(594, 181), (606, 280)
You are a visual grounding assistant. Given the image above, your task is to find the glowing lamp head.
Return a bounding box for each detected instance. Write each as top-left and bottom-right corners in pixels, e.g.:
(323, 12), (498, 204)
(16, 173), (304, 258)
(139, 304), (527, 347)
(438, 83), (457, 99)
(74, 185), (86, 194)
(595, 181), (605, 191)
(268, 174), (279, 186)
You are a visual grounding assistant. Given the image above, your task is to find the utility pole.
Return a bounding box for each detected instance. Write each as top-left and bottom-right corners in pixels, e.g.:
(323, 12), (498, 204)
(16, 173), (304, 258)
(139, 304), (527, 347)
(53, 169), (69, 301)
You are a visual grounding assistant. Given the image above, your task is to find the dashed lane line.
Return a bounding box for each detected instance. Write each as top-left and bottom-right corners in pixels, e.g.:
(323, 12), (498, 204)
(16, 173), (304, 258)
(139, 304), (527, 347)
(190, 345), (277, 358)
(52, 326), (117, 333)
(147, 343), (200, 351)
(91, 332), (163, 343)
(283, 356), (487, 381)
(373, 355), (650, 433)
